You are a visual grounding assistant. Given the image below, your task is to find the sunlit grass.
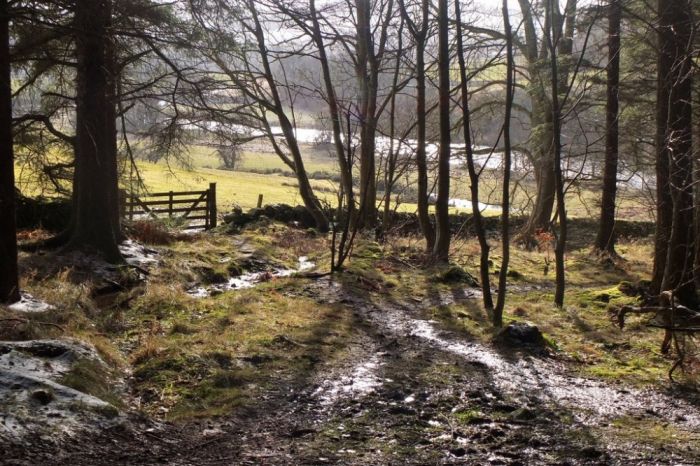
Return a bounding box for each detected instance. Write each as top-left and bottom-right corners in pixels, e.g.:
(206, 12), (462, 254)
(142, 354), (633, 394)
(14, 139), (653, 220)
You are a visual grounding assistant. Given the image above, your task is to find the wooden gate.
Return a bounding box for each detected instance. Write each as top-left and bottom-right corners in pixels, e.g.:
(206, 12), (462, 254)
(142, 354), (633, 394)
(120, 183), (217, 230)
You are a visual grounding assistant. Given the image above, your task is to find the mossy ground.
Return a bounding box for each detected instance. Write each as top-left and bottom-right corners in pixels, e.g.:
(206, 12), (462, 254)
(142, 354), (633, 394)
(4, 218), (700, 465)
(3, 217), (694, 427)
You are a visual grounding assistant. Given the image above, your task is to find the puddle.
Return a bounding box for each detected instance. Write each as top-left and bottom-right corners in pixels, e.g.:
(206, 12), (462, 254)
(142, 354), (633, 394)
(374, 304), (700, 428)
(188, 257), (315, 298)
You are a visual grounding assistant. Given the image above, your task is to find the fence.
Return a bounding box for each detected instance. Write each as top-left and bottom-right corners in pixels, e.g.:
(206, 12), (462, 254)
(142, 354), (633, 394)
(119, 183), (217, 230)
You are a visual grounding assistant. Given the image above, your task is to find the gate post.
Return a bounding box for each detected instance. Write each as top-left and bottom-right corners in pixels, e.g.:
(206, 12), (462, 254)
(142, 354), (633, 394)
(209, 182), (217, 229)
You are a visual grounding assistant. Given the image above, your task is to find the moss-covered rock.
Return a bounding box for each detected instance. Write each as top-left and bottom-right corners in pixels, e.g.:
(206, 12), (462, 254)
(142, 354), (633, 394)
(433, 265), (479, 286)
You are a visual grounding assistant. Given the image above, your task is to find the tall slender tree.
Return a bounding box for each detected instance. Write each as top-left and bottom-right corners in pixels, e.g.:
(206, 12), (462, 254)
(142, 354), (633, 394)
(355, 0), (393, 228)
(433, 0), (451, 262)
(494, 0), (515, 326)
(455, 0), (492, 308)
(247, 0), (329, 232)
(399, 0), (434, 251)
(0, 0), (19, 304)
(544, 0), (568, 308)
(595, 0), (621, 255)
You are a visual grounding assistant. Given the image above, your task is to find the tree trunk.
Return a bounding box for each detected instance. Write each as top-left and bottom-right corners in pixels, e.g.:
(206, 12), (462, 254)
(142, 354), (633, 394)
(309, 0), (354, 217)
(455, 0), (492, 308)
(517, 0), (575, 246)
(546, 0), (568, 308)
(382, 20), (403, 231)
(494, 0), (515, 326)
(355, 0), (377, 228)
(249, 1), (329, 232)
(657, 0), (695, 303)
(519, 89), (556, 245)
(0, 0), (19, 304)
(67, 0), (122, 263)
(399, 0), (435, 251)
(433, 0), (451, 262)
(694, 83), (700, 289)
(595, 0), (621, 254)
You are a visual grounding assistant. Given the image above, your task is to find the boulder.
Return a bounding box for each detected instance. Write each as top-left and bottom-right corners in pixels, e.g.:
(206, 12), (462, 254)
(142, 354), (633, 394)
(493, 322), (548, 349)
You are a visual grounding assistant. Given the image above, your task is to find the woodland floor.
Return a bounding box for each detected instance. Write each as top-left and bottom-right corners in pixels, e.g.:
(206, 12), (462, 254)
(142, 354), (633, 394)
(2, 220), (699, 465)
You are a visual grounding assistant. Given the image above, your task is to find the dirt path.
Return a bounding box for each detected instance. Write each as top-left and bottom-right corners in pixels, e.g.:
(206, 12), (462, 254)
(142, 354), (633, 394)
(4, 278), (700, 465)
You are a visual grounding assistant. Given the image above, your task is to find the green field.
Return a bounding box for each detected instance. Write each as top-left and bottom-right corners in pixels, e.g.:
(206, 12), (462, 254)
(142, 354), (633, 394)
(15, 140), (652, 220)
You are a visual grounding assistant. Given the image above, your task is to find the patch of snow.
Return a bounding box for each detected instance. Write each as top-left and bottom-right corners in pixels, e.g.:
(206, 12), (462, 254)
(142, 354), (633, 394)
(0, 340), (122, 440)
(8, 292), (54, 314)
(378, 307), (700, 428)
(119, 239), (159, 269)
(312, 353), (384, 405)
(187, 257), (316, 298)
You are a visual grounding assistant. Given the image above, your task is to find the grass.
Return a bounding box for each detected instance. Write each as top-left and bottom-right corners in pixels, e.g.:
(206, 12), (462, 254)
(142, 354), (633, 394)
(374, 229), (689, 387)
(597, 416), (700, 459)
(4, 211), (687, 424)
(15, 138), (654, 220)
(124, 276), (354, 420)
(111, 227), (356, 420)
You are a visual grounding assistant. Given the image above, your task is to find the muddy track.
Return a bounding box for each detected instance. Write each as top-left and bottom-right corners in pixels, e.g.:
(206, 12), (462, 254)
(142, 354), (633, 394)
(4, 278), (700, 465)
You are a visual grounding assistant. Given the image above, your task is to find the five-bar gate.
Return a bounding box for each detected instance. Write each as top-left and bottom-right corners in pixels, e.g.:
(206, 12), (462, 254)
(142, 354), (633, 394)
(120, 183), (217, 230)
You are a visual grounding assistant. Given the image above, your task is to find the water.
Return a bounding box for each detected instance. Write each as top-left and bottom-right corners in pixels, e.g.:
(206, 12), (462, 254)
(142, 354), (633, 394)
(188, 257), (316, 298)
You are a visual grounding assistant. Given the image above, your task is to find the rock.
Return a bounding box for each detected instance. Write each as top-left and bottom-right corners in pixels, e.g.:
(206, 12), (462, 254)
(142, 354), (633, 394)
(0, 340), (120, 440)
(290, 427), (316, 438)
(30, 389), (54, 405)
(225, 204), (320, 230)
(194, 266), (228, 284)
(450, 447), (467, 457)
(507, 407), (537, 421)
(493, 402), (518, 413)
(506, 270), (523, 279)
(388, 405), (416, 416)
(434, 266), (479, 286)
(580, 446), (604, 458)
(493, 322), (548, 349)
(226, 262), (243, 277)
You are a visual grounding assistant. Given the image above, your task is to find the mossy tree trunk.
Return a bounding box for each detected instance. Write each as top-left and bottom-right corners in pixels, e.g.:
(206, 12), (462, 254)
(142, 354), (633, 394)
(517, 0), (576, 247)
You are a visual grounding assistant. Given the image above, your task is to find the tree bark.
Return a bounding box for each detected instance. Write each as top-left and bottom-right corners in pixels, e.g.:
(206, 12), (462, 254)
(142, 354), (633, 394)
(67, 0), (122, 263)
(494, 0), (515, 326)
(309, 0), (354, 218)
(455, 0), (492, 308)
(545, 0), (568, 308)
(656, 0), (695, 303)
(249, 1), (329, 232)
(355, 0), (378, 228)
(517, 0), (575, 246)
(595, 0), (621, 254)
(399, 0), (435, 251)
(0, 0), (19, 304)
(382, 17), (404, 232)
(433, 0), (451, 262)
